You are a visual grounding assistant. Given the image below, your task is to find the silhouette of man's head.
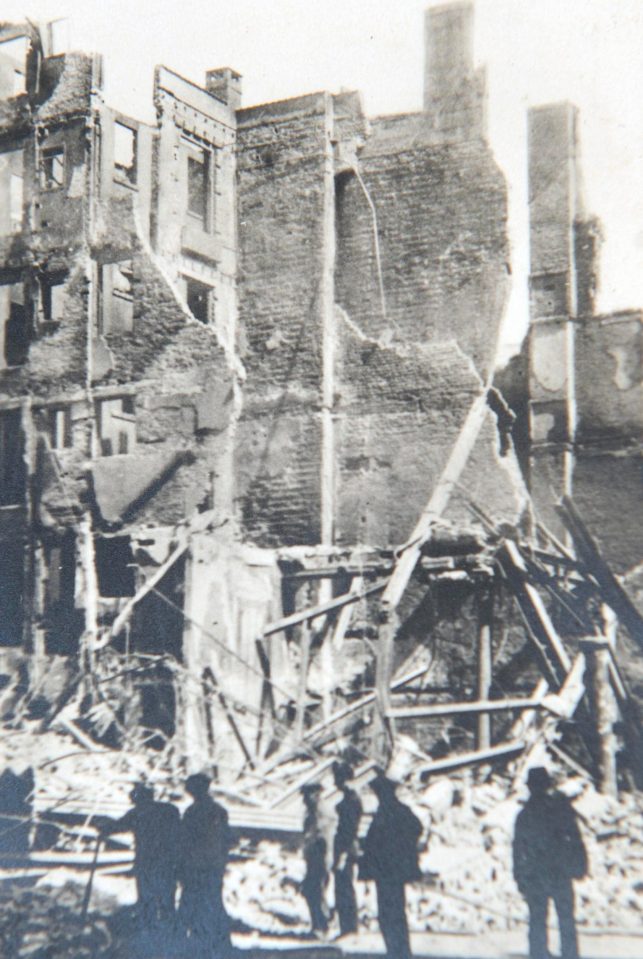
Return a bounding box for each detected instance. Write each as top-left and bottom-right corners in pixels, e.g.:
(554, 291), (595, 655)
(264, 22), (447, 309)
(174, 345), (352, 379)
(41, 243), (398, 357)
(368, 771), (397, 802)
(332, 761), (353, 789)
(186, 773), (211, 799)
(527, 767), (551, 797)
(131, 783), (154, 805)
(301, 782), (322, 806)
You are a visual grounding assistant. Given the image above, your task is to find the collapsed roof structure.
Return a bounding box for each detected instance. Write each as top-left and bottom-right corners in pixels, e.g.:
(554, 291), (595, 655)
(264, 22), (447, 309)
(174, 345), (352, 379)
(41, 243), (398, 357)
(0, 2), (641, 913)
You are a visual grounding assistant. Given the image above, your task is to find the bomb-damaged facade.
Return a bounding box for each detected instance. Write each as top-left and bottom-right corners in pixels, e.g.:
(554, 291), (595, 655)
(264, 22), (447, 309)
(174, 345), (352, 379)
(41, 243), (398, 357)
(0, 6), (640, 778)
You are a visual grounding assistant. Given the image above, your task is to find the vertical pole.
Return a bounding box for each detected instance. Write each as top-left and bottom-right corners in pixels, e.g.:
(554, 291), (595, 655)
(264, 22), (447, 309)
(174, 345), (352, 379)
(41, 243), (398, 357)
(294, 620), (312, 744)
(584, 639), (618, 797)
(373, 609), (396, 765)
(476, 584), (493, 750)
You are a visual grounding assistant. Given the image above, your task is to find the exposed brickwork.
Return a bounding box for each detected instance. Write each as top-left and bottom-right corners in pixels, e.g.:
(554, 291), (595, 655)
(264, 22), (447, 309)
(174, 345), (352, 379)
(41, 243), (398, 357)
(336, 124), (509, 375)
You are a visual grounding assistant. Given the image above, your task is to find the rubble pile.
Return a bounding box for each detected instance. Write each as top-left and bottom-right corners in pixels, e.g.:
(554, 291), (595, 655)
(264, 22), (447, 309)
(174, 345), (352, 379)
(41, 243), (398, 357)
(0, 883), (113, 959)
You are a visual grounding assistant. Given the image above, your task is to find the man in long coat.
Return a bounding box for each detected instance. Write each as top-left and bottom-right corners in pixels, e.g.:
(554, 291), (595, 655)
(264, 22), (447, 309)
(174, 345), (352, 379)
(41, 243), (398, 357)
(332, 761), (362, 937)
(178, 773), (231, 956)
(360, 772), (422, 959)
(513, 767), (588, 959)
(300, 782), (334, 935)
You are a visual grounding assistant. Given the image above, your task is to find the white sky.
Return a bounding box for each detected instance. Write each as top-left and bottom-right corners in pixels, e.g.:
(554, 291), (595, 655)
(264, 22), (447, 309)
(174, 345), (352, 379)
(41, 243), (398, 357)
(4, 0), (642, 358)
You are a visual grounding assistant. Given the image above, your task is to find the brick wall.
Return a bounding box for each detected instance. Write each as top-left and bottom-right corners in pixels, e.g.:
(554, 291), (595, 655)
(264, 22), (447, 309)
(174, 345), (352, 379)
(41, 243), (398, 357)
(235, 94), (332, 545)
(335, 117), (509, 376)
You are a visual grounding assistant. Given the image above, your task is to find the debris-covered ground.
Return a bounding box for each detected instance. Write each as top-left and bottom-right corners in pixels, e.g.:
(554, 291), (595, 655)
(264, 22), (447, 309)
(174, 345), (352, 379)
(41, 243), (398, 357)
(1, 711), (641, 959)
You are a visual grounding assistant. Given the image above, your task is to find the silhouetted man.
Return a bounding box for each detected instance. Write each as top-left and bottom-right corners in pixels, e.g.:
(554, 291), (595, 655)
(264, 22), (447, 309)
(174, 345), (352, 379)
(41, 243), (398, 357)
(513, 767), (588, 959)
(360, 772), (422, 959)
(300, 782), (334, 935)
(178, 773), (231, 957)
(100, 782), (180, 925)
(332, 761), (362, 937)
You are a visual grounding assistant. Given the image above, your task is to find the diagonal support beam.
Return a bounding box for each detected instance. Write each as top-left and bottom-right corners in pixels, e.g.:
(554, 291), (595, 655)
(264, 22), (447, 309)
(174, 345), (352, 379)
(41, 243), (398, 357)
(498, 541), (571, 688)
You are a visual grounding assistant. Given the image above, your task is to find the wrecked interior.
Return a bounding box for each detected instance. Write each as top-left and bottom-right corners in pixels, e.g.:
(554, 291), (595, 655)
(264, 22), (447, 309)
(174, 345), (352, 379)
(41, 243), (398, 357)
(0, 2), (641, 941)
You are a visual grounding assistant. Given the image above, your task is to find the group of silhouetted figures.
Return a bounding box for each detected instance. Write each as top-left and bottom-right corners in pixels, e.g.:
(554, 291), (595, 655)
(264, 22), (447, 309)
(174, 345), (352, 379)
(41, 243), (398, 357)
(98, 773), (231, 957)
(97, 764), (588, 959)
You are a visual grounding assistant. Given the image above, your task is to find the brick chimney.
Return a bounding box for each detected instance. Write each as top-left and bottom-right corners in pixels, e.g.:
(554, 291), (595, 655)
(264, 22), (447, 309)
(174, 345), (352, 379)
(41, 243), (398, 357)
(205, 67), (242, 110)
(423, 1), (485, 139)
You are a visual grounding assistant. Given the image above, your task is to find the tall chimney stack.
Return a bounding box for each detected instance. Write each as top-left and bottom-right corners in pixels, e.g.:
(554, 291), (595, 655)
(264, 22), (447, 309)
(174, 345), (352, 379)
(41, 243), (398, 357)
(423, 2), (486, 140)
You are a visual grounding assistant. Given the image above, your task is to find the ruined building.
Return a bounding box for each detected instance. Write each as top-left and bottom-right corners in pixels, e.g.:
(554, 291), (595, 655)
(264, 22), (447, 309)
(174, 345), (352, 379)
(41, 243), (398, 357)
(0, 5), (640, 783)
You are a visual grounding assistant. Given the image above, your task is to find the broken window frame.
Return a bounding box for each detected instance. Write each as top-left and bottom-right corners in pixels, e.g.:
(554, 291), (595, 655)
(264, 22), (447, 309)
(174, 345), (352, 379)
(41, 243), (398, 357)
(47, 406), (73, 451)
(2, 281), (29, 368)
(184, 275), (214, 325)
(96, 396), (136, 457)
(113, 120), (137, 186)
(40, 145), (65, 191)
(39, 274), (65, 328)
(99, 261), (134, 334)
(183, 136), (214, 231)
(0, 408), (25, 507)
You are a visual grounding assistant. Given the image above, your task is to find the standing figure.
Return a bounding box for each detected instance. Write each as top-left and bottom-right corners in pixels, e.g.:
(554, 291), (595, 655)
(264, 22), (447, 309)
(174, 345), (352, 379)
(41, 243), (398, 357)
(300, 782), (334, 935)
(332, 761), (362, 937)
(513, 767), (588, 959)
(178, 773), (231, 957)
(99, 782), (180, 926)
(360, 772), (422, 959)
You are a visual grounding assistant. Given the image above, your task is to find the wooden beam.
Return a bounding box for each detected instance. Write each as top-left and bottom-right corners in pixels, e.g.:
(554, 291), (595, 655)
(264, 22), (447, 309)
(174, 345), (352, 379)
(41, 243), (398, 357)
(294, 621), (312, 744)
(380, 391), (490, 613)
(416, 740), (525, 777)
(557, 495), (643, 647)
(498, 540), (571, 688)
(105, 540), (188, 642)
(476, 587), (494, 749)
(387, 695), (544, 721)
(261, 581), (385, 638)
(583, 640), (618, 797)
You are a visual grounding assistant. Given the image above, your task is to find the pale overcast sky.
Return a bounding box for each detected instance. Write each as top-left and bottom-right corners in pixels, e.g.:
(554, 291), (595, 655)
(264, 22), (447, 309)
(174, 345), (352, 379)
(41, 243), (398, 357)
(4, 0), (642, 358)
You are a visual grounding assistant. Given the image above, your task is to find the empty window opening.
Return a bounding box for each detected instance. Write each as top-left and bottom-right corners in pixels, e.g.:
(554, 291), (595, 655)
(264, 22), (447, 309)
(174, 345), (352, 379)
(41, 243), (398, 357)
(185, 276), (212, 324)
(48, 407), (72, 450)
(114, 121), (137, 184)
(100, 261), (134, 333)
(0, 150), (24, 236)
(44, 533), (82, 656)
(40, 276), (65, 326)
(0, 537), (24, 646)
(95, 536), (136, 597)
(0, 37), (28, 97)
(40, 146), (65, 190)
(97, 396), (136, 456)
(185, 139), (211, 227)
(3, 283), (29, 367)
(0, 409), (25, 506)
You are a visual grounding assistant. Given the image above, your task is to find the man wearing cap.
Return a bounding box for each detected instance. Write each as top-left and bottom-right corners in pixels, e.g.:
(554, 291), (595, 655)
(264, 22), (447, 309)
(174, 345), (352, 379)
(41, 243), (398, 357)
(513, 767), (587, 959)
(360, 772), (422, 959)
(300, 782), (334, 935)
(99, 782), (181, 925)
(178, 773), (231, 956)
(332, 761), (362, 937)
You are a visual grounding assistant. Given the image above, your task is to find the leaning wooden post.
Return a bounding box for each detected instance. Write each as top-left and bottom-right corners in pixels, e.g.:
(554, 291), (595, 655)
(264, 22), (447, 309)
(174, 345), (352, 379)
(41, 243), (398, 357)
(373, 608), (397, 765)
(476, 584), (494, 750)
(582, 638), (618, 797)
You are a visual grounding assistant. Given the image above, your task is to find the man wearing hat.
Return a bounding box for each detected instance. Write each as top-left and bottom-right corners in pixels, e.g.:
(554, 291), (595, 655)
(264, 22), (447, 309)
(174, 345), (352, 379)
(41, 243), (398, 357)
(300, 781), (335, 935)
(332, 761), (362, 937)
(360, 771), (422, 959)
(513, 767), (587, 959)
(178, 772), (231, 956)
(99, 782), (181, 925)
